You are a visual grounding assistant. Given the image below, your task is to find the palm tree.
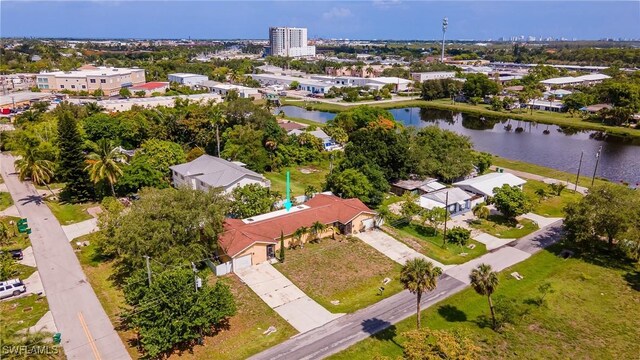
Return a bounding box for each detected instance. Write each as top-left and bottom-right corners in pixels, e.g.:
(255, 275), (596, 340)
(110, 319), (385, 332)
(208, 104), (227, 157)
(365, 66), (374, 78)
(400, 258), (443, 329)
(84, 139), (125, 197)
(310, 221), (327, 243)
(292, 226), (309, 248)
(1, 328), (59, 360)
(0, 221), (16, 247)
(84, 102), (105, 116)
(14, 147), (55, 195)
(469, 264), (499, 330)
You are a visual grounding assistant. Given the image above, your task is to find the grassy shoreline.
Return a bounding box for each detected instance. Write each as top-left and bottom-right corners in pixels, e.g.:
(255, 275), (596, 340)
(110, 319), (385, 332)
(280, 98), (640, 139)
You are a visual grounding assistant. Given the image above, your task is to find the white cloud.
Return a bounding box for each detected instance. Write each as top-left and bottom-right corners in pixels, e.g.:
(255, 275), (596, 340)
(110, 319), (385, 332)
(372, 0), (402, 9)
(322, 7), (352, 20)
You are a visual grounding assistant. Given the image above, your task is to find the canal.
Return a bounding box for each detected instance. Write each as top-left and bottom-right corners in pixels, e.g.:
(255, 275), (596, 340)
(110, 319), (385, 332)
(276, 106), (640, 184)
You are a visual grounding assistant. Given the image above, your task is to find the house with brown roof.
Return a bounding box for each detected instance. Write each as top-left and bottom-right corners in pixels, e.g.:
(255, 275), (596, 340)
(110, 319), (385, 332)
(217, 194), (377, 270)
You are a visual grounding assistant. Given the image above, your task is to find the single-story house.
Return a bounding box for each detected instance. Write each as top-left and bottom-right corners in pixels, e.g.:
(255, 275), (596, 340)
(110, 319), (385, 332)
(278, 121), (306, 132)
(580, 103), (613, 114)
(217, 194), (377, 268)
(526, 99), (566, 112)
(539, 74), (610, 90)
(200, 81), (260, 99)
(128, 82), (169, 97)
(169, 154), (270, 194)
(419, 187), (482, 215)
(453, 172), (526, 198)
(390, 178), (446, 196)
(288, 128), (340, 151)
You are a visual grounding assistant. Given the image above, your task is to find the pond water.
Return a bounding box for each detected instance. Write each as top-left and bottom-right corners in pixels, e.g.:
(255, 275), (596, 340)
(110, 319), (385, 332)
(275, 105), (640, 184)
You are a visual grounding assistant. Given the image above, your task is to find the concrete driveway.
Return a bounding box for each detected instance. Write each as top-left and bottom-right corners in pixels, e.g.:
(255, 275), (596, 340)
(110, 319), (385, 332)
(444, 246), (531, 284)
(235, 262), (342, 333)
(472, 232), (515, 251)
(356, 230), (452, 270)
(62, 218), (98, 242)
(521, 213), (563, 228)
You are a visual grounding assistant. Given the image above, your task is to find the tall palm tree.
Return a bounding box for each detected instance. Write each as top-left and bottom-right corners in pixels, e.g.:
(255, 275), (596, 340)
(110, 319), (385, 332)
(365, 66), (374, 78)
(84, 139), (125, 197)
(310, 221), (327, 242)
(84, 102), (105, 116)
(208, 104), (227, 157)
(400, 258), (443, 329)
(14, 147), (55, 195)
(292, 226), (309, 248)
(469, 263), (499, 329)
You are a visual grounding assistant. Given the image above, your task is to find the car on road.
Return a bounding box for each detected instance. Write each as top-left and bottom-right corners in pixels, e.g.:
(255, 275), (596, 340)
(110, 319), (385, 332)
(1, 249), (23, 260)
(0, 279), (26, 299)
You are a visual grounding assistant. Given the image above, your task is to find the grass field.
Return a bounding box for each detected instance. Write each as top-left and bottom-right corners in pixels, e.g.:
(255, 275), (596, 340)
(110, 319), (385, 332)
(523, 180), (583, 217)
(0, 216), (30, 251)
(265, 161), (331, 198)
(330, 243), (640, 360)
(46, 201), (94, 225)
(470, 215), (538, 239)
(281, 98), (427, 114)
(385, 223), (487, 265)
(0, 294), (50, 333)
(0, 192), (14, 211)
(274, 237), (404, 313)
(75, 236), (296, 360)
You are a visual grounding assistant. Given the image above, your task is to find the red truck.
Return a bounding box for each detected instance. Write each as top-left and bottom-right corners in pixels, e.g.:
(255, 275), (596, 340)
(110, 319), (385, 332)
(1, 108), (11, 115)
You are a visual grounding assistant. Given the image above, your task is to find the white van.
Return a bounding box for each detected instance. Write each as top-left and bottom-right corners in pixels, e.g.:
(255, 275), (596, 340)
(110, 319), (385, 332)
(0, 279), (26, 299)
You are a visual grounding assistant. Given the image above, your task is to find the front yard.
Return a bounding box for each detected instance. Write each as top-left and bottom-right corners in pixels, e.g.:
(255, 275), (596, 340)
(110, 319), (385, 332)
(274, 237), (404, 313)
(1, 294), (50, 333)
(46, 201), (95, 225)
(470, 215), (538, 239)
(75, 235), (296, 360)
(384, 223), (487, 265)
(523, 180), (583, 217)
(0, 192), (14, 211)
(0, 216), (30, 251)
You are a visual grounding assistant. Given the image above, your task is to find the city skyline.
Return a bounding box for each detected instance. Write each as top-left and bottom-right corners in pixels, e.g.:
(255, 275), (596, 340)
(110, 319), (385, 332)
(1, 1), (639, 40)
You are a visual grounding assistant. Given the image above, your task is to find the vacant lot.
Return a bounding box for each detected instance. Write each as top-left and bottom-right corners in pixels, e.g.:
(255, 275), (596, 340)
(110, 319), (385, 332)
(265, 161), (331, 198)
(0, 216), (30, 251)
(46, 201), (94, 225)
(330, 244), (640, 360)
(385, 223), (486, 265)
(0, 192), (13, 211)
(523, 180), (582, 217)
(274, 237), (404, 313)
(75, 236), (295, 360)
(471, 215), (538, 239)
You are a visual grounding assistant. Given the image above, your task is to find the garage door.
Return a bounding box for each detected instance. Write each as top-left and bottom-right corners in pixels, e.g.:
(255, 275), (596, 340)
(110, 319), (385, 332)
(232, 254), (252, 272)
(362, 218), (375, 230)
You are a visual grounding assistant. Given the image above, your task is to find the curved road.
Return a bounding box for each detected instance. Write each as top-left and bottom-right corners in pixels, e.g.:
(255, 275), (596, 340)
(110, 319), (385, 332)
(250, 220), (564, 360)
(1, 154), (130, 360)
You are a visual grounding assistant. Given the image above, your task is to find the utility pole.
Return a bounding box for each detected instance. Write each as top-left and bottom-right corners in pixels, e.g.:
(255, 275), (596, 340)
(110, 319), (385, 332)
(574, 151), (583, 191)
(591, 146), (602, 187)
(191, 262), (198, 292)
(144, 255), (152, 286)
(442, 191), (449, 247)
(441, 17), (448, 62)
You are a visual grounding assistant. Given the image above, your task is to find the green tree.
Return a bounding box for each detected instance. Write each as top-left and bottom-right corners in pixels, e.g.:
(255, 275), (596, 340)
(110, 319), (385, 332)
(122, 267), (236, 359)
(462, 74), (501, 98)
(474, 152), (493, 174)
(402, 329), (479, 360)
(310, 221), (327, 242)
(400, 192), (421, 220)
(325, 169), (373, 204)
(400, 258), (443, 329)
(14, 146), (55, 195)
(221, 125), (268, 172)
(119, 87), (131, 98)
(492, 185), (530, 220)
(548, 182), (567, 196)
(446, 226), (471, 247)
(134, 90), (146, 98)
(137, 139), (186, 179)
(289, 80), (300, 90)
(324, 126), (348, 145)
(411, 126), (475, 182)
(92, 89), (104, 97)
(85, 139), (125, 197)
(534, 188), (547, 203)
(230, 184), (276, 218)
(116, 157), (168, 195)
(419, 207), (449, 236)
(472, 203), (490, 219)
(57, 110), (95, 202)
(469, 263), (499, 330)
(292, 226), (309, 249)
(0, 252), (18, 281)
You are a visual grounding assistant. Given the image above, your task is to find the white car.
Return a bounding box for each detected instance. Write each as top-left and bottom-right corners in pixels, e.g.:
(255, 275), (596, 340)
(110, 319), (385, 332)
(0, 279), (26, 299)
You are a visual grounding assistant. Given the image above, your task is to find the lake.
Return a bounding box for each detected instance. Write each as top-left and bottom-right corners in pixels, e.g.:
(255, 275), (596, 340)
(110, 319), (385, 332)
(275, 105), (640, 185)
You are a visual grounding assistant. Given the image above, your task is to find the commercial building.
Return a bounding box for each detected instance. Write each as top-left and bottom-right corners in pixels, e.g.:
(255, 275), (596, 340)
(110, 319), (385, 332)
(0, 91), (58, 108)
(200, 81), (260, 99)
(540, 74), (611, 89)
(217, 194), (376, 268)
(411, 72), (456, 82)
(326, 64), (399, 78)
(96, 93), (221, 112)
(268, 27), (316, 57)
(170, 154), (270, 194)
(167, 73), (209, 86)
(249, 74), (334, 93)
(127, 82), (169, 97)
(36, 65), (146, 96)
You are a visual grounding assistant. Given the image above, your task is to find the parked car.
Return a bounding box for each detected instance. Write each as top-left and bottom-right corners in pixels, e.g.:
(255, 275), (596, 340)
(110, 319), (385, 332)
(0, 249), (23, 260)
(278, 91), (287, 96)
(0, 279), (26, 299)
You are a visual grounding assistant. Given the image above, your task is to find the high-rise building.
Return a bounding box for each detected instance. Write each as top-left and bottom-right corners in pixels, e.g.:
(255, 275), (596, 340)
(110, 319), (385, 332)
(268, 27), (316, 57)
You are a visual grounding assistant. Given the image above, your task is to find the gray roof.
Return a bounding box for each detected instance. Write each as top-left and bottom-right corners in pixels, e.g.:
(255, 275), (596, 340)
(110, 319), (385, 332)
(421, 187), (472, 204)
(170, 155), (265, 188)
(288, 129), (331, 141)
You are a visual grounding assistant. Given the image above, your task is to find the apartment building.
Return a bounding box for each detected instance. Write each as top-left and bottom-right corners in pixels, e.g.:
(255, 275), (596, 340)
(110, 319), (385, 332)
(268, 27), (316, 57)
(36, 65), (145, 96)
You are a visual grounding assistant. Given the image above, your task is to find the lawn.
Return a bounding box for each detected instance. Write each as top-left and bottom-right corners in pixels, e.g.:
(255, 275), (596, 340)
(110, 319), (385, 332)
(385, 223), (487, 265)
(0, 294), (50, 333)
(46, 201), (94, 225)
(75, 235), (296, 360)
(274, 237), (404, 313)
(13, 262), (36, 280)
(265, 161), (331, 198)
(523, 180), (583, 217)
(470, 215), (538, 239)
(0, 216), (30, 251)
(0, 192), (14, 211)
(330, 244), (640, 360)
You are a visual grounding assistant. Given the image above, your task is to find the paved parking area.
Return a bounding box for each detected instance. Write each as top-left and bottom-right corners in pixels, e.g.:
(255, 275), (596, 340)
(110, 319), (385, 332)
(356, 230), (452, 270)
(235, 262), (342, 333)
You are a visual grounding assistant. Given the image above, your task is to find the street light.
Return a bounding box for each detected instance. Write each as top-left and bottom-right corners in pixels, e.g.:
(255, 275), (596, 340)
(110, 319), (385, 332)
(441, 17), (448, 62)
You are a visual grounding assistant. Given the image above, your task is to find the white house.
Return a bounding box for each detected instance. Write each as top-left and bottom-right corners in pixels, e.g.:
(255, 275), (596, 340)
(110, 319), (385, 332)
(288, 129), (340, 151)
(168, 73), (208, 86)
(526, 99), (566, 112)
(419, 187), (476, 215)
(249, 74), (335, 94)
(170, 155), (270, 194)
(539, 74), (610, 90)
(453, 172), (526, 198)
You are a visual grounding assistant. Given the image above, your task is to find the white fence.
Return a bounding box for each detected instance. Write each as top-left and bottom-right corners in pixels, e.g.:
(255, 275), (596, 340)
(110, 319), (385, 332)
(215, 261), (233, 276)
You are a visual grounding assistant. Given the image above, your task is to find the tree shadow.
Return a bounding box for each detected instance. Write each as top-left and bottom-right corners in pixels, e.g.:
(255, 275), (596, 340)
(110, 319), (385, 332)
(19, 194), (44, 206)
(361, 318), (401, 349)
(624, 271), (640, 291)
(472, 314), (492, 329)
(437, 304), (467, 322)
(544, 241), (636, 271)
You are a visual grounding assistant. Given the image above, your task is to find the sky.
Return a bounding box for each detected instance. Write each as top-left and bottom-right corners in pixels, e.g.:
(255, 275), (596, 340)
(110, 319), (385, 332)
(1, 1), (639, 40)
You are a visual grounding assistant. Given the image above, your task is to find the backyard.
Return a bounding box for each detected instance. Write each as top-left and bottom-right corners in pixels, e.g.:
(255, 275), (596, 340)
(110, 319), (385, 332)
(274, 237), (404, 313)
(46, 200), (95, 225)
(470, 215), (538, 239)
(0, 216), (30, 252)
(330, 244), (640, 360)
(75, 235), (296, 360)
(384, 223), (487, 265)
(523, 179), (583, 217)
(265, 160), (331, 198)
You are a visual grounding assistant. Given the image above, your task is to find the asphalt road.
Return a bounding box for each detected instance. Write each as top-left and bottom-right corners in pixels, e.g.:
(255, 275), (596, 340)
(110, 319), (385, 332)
(1, 154), (130, 360)
(250, 220), (564, 360)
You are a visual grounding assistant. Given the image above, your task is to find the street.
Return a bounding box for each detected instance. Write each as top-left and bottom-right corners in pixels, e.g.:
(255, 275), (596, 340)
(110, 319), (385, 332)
(0, 154), (130, 360)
